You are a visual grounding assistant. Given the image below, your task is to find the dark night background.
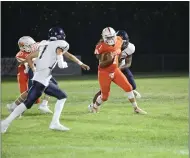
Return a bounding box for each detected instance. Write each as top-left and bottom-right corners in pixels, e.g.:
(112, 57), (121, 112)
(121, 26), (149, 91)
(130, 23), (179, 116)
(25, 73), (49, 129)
(1, 1), (189, 74)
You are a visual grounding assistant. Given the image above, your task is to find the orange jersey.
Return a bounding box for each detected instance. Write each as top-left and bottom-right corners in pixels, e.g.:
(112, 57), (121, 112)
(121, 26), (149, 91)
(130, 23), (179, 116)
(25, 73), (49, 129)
(16, 51), (30, 64)
(94, 36), (123, 72)
(15, 51), (30, 73)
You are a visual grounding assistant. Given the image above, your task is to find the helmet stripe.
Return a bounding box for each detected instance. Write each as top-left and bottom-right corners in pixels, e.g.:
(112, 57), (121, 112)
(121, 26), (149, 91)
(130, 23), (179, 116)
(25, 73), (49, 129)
(108, 27), (111, 33)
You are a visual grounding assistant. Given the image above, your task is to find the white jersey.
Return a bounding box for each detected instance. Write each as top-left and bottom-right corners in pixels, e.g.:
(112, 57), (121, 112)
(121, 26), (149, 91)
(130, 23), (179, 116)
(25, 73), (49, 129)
(32, 40), (69, 86)
(119, 42), (135, 67)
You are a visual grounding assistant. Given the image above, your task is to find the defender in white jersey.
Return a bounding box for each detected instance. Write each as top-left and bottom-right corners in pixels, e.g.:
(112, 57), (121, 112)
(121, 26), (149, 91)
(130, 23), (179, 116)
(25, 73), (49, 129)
(32, 39), (69, 86)
(1, 27), (90, 133)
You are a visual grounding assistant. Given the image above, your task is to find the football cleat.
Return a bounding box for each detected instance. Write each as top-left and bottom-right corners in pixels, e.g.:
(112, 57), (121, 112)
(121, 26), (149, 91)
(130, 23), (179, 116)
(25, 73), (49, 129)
(38, 105), (53, 114)
(134, 107), (147, 115)
(133, 90), (142, 99)
(1, 120), (10, 133)
(49, 122), (70, 131)
(7, 104), (15, 113)
(88, 103), (99, 113)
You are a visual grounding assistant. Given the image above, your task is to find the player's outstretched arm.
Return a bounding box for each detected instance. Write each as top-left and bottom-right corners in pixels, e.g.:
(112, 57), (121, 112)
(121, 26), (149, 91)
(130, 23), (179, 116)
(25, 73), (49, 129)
(63, 52), (90, 70)
(25, 52), (39, 72)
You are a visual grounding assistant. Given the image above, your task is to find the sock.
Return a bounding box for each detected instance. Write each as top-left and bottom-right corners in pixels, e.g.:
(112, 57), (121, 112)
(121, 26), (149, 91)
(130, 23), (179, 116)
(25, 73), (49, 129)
(132, 101), (138, 108)
(41, 100), (48, 106)
(94, 95), (103, 108)
(126, 91), (138, 108)
(5, 103), (27, 124)
(51, 98), (66, 124)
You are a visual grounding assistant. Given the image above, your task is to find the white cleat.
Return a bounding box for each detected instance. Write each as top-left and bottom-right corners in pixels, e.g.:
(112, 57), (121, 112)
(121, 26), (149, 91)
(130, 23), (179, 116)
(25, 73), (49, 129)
(49, 122), (70, 131)
(1, 120), (10, 133)
(134, 107), (147, 115)
(38, 105), (53, 114)
(88, 103), (99, 113)
(88, 103), (94, 113)
(133, 90), (142, 99)
(7, 104), (14, 113)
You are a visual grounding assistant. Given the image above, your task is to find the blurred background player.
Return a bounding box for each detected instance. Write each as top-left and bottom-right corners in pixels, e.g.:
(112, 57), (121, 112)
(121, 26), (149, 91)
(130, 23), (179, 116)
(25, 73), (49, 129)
(7, 36), (53, 114)
(89, 30), (141, 108)
(88, 27), (147, 114)
(1, 27), (90, 133)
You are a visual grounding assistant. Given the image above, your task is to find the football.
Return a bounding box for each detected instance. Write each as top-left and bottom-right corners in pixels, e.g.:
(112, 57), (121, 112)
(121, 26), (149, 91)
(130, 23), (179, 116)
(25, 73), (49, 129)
(102, 52), (114, 61)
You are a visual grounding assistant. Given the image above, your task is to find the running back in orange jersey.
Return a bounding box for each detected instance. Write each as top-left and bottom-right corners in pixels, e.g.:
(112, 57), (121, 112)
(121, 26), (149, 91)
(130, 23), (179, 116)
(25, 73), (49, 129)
(94, 36), (123, 72)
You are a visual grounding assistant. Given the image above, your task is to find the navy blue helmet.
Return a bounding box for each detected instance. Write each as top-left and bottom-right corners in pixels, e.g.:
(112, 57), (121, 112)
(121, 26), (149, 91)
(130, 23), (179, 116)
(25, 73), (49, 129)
(117, 30), (129, 50)
(117, 30), (129, 42)
(48, 27), (66, 40)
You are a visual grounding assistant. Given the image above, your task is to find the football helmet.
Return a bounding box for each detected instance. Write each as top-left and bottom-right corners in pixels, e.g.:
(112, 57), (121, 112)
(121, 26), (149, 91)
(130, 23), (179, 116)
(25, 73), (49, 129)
(18, 36), (36, 52)
(117, 30), (129, 49)
(48, 27), (66, 40)
(102, 27), (117, 45)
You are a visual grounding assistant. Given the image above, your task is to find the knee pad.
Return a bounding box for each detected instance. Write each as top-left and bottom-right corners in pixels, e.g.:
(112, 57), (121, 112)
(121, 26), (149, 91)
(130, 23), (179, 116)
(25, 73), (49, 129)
(126, 91), (135, 99)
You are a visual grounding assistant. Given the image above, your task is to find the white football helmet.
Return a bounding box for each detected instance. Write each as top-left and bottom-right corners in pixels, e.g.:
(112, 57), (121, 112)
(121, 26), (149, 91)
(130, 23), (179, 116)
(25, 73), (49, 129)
(102, 27), (117, 45)
(18, 36), (36, 52)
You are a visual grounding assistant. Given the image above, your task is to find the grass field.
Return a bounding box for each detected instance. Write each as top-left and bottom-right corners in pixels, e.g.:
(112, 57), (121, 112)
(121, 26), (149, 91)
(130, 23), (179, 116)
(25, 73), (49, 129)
(1, 74), (188, 158)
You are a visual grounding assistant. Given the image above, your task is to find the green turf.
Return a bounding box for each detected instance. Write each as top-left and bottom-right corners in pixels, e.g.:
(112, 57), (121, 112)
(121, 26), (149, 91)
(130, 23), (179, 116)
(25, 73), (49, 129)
(1, 75), (188, 158)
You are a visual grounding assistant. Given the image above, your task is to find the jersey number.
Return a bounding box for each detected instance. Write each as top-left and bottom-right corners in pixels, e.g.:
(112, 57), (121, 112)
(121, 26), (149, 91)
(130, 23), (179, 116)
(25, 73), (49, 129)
(39, 46), (47, 59)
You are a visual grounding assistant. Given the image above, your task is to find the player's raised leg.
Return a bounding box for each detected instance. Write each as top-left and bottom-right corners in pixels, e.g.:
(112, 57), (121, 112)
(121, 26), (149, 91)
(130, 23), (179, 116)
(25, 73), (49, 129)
(89, 71), (111, 113)
(38, 77), (58, 113)
(28, 68), (53, 113)
(1, 81), (46, 133)
(38, 77), (57, 114)
(113, 68), (147, 114)
(88, 90), (101, 111)
(44, 82), (69, 131)
(28, 67), (40, 104)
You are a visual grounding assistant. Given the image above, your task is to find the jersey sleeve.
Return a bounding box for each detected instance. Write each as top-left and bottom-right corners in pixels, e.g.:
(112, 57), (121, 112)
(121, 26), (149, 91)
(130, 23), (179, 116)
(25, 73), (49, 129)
(15, 51), (29, 62)
(30, 42), (40, 53)
(121, 42), (135, 57)
(56, 40), (70, 53)
(125, 42), (135, 55)
(94, 43), (103, 55)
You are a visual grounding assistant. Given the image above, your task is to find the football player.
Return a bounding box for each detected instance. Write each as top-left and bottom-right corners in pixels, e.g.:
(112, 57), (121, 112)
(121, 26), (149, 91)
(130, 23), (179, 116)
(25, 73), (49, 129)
(89, 30), (142, 109)
(1, 27), (90, 133)
(88, 27), (147, 114)
(7, 36), (53, 114)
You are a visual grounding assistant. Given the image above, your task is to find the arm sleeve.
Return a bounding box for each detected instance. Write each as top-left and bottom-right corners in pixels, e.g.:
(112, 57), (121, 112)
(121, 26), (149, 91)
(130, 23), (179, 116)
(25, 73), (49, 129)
(56, 54), (68, 69)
